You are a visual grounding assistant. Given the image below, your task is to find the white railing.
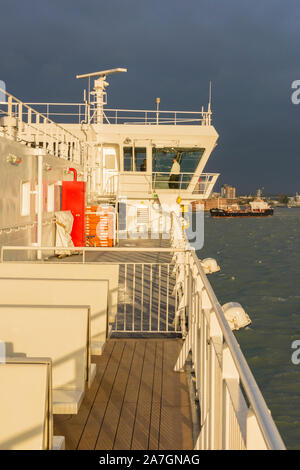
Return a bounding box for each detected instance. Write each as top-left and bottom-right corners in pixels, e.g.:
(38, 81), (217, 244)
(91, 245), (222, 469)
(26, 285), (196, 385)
(192, 173), (220, 196)
(103, 173), (119, 196)
(23, 103), (212, 126)
(170, 213), (285, 450)
(0, 245), (186, 264)
(153, 171), (196, 191)
(152, 172), (219, 196)
(0, 245), (184, 335)
(100, 172), (219, 198)
(112, 262), (180, 335)
(0, 90), (91, 164)
(97, 172), (219, 198)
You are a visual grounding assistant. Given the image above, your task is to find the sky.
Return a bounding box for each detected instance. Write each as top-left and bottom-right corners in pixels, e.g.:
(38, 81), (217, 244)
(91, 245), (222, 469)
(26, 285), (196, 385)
(1, 0), (300, 195)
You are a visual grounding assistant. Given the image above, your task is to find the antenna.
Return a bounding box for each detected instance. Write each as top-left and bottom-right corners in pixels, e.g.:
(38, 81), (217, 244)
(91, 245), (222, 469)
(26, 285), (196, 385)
(76, 68), (127, 124)
(76, 68), (127, 80)
(76, 67), (127, 78)
(155, 97), (160, 125)
(208, 80), (212, 111)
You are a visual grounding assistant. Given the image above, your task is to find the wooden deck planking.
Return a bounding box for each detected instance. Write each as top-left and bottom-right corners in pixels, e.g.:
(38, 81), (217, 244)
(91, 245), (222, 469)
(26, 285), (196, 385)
(148, 341), (163, 450)
(53, 340), (115, 449)
(54, 339), (193, 450)
(95, 341), (136, 450)
(159, 341), (192, 450)
(161, 341), (190, 407)
(77, 341), (125, 450)
(131, 341), (156, 450)
(159, 405), (194, 450)
(113, 341), (146, 449)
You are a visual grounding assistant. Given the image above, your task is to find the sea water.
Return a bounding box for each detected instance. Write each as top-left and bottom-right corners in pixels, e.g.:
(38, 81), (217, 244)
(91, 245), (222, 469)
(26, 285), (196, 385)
(197, 207), (300, 450)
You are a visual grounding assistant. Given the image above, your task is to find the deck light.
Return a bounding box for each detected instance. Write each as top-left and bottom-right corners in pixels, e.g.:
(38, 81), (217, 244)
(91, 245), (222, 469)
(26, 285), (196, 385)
(222, 302), (251, 331)
(201, 257), (220, 274)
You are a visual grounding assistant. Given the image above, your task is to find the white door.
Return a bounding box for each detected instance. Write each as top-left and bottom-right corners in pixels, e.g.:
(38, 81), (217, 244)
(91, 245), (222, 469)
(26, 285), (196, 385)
(103, 147), (118, 194)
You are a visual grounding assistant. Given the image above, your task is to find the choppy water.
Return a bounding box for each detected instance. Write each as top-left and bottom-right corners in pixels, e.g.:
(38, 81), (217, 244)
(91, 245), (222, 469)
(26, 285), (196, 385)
(197, 207), (300, 450)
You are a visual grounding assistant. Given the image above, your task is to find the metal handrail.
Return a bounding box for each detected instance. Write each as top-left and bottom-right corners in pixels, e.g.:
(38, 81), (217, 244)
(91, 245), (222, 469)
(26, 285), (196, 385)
(152, 172), (195, 191)
(191, 250), (285, 450)
(0, 89), (83, 143)
(152, 172), (217, 192)
(0, 88), (91, 163)
(22, 103), (212, 126)
(170, 211), (285, 449)
(0, 245), (188, 264)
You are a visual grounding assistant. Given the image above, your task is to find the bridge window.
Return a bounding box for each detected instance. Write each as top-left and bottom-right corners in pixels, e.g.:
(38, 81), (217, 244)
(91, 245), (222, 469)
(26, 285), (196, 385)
(123, 147), (147, 172)
(152, 147), (205, 189)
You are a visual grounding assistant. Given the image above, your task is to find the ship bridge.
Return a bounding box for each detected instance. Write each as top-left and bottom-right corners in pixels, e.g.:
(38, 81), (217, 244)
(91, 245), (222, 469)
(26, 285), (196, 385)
(19, 68), (220, 208)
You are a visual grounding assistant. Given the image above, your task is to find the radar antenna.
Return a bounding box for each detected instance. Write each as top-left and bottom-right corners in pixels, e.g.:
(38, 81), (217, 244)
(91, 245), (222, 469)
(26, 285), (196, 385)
(76, 68), (127, 124)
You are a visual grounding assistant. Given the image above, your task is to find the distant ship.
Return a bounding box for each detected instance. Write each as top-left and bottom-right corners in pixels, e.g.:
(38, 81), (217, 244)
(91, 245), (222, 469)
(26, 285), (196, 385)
(210, 198), (273, 218)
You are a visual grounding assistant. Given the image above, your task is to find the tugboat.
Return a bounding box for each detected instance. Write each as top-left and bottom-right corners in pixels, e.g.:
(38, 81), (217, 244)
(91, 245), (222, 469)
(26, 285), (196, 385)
(210, 191), (274, 218)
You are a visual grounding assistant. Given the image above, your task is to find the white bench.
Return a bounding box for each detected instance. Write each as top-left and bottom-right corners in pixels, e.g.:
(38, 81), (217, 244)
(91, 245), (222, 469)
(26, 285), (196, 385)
(0, 304), (95, 414)
(0, 276), (109, 355)
(0, 262), (118, 316)
(0, 357), (64, 450)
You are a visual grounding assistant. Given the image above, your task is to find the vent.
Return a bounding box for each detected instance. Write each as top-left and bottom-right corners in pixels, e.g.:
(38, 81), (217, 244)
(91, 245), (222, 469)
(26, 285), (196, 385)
(136, 207), (148, 225)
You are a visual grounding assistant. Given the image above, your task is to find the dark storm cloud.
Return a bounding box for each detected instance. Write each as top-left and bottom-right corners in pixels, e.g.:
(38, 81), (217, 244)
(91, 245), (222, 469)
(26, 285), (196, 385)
(1, 0), (300, 194)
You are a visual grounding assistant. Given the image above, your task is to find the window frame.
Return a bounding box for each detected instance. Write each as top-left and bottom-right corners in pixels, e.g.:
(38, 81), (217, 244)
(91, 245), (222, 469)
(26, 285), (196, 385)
(122, 145), (148, 173)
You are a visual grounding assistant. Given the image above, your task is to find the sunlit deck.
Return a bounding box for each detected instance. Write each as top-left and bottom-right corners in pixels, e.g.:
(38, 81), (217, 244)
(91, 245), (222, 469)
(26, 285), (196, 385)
(54, 339), (193, 450)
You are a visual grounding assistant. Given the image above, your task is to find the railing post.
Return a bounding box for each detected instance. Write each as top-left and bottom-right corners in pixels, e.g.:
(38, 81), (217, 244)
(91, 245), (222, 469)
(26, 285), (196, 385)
(7, 95), (12, 118)
(208, 312), (223, 450)
(221, 345), (240, 450)
(34, 149), (45, 260)
(194, 284), (201, 397)
(43, 117), (47, 150)
(199, 291), (206, 425)
(18, 102), (23, 125)
(6, 95), (14, 138)
(27, 107), (32, 126)
(246, 408), (268, 450)
(35, 113), (40, 148)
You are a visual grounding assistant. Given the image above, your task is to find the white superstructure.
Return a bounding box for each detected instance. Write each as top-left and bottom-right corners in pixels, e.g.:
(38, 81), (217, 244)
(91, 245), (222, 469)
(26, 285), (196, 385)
(0, 69), (220, 248)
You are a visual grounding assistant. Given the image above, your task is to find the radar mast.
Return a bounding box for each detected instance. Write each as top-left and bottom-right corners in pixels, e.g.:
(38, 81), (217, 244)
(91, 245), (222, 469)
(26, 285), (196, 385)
(76, 68), (127, 124)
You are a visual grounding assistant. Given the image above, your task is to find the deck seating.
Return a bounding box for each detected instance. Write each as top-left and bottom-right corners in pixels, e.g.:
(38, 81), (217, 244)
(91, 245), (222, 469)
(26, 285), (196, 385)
(0, 263), (118, 354)
(0, 305), (94, 414)
(0, 274), (109, 354)
(0, 357), (64, 450)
